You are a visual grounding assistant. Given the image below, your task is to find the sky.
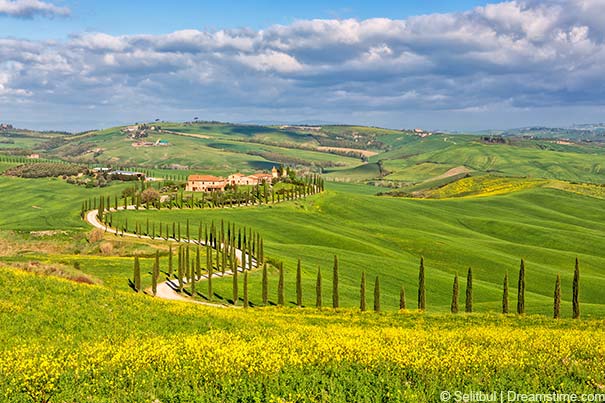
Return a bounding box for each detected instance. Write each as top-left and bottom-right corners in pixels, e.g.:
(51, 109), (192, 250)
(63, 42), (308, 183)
(1, 0), (604, 131)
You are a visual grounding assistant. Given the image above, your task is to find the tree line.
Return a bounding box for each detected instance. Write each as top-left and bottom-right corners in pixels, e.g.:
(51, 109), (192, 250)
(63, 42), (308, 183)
(80, 174), (325, 218)
(132, 254), (583, 319)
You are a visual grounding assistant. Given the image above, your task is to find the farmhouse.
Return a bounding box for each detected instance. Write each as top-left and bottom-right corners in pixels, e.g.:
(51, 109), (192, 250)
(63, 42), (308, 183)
(188, 168), (279, 192)
(186, 175), (226, 192)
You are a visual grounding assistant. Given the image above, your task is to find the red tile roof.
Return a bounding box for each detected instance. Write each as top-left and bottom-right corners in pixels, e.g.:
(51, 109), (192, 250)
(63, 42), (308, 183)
(188, 175), (224, 182)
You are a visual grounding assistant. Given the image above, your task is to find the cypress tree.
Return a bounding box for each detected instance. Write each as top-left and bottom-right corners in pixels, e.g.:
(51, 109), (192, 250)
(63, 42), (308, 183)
(554, 273), (561, 319)
(232, 258), (239, 305)
(332, 255), (339, 309)
(418, 257), (426, 310)
(195, 247), (201, 278)
(133, 256), (141, 292)
(316, 266), (322, 309)
(243, 270), (249, 309)
(186, 246), (191, 283)
(573, 258), (580, 319)
(190, 256), (196, 296)
(207, 244), (213, 301)
(360, 271), (367, 312)
(451, 274), (459, 314)
(465, 267), (473, 313)
(168, 244), (173, 277)
(262, 263), (268, 306)
(296, 258), (303, 307)
(399, 286), (406, 310)
(177, 247), (183, 292)
(517, 259), (525, 315)
(373, 276), (380, 313)
(502, 272), (509, 314)
(278, 262), (285, 306)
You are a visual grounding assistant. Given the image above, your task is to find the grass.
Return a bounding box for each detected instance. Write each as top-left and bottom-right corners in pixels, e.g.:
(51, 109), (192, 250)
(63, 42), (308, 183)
(48, 124), (363, 172)
(2, 266), (605, 402)
(113, 184), (605, 316)
(3, 122), (605, 400)
(0, 176), (130, 231)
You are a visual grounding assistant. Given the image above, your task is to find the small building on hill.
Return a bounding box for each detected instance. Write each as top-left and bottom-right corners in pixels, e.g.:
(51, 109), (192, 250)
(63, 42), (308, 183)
(186, 175), (226, 192)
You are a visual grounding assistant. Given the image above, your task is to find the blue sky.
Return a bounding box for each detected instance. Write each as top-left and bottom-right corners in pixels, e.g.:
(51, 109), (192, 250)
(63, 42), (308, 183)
(1, 0), (605, 131)
(0, 1), (493, 39)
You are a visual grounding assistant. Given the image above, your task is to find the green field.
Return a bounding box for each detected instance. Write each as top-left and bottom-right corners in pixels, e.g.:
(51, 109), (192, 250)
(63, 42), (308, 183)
(110, 183), (605, 316)
(2, 121), (605, 401)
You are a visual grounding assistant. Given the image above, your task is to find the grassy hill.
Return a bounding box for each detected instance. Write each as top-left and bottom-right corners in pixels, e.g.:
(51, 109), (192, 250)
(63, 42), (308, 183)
(40, 122), (398, 173)
(2, 120), (605, 400)
(112, 183), (605, 315)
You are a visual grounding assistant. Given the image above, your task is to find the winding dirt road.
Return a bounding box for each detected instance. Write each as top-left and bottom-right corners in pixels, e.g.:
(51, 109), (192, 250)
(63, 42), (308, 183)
(85, 207), (255, 307)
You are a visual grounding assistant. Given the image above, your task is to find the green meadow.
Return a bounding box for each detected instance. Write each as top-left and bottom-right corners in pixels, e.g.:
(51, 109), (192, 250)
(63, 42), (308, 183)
(113, 182), (605, 316)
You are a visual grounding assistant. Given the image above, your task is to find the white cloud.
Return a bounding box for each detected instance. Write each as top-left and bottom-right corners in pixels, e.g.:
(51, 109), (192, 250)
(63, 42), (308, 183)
(0, 0), (69, 18)
(1, 0), (605, 130)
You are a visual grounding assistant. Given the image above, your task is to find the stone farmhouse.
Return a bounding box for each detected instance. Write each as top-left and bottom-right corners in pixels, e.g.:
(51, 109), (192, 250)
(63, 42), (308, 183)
(186, 175), (227, 192)
(186, 167), (279, 192)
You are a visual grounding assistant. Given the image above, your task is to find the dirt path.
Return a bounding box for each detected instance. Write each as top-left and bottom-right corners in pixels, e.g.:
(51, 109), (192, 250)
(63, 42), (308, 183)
(85, 207), (254, 307)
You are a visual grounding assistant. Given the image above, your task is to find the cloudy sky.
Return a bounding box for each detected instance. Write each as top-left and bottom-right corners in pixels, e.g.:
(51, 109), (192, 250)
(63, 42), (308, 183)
(1, 0), (604, 131)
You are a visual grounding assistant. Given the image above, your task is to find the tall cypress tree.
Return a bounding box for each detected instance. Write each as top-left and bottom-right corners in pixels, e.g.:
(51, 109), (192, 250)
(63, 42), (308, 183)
(133, 256), (141, 292)
(332, 255), (339, 309)
(554, 273), (561, 319)
(177, 247), (183, 292)
(465, 267), (473, 313)
(360, 271), (367, 312)
(262, 263), (268, 306)
(316, 267), (322, 309)
(373, 276), (380, 313)
(152, 250), (159, 296)
(399, 286), (406, 310)
(168, 244), (173, 277)
(207, 244), (213, 301)
(517, 259), (525, 315)
(418, 257), (426, 310)
(502, 272), (509, 314)
(190, 257), (196, 296)
(278, 262), (285, 306)
(195, 247), (201, 278)
(296, 258), (303, 307)
(232, 258), (239, 305)
(243, 270), (249, 309)
(572, 258), (580, 319)
(451, 274), (459, 314)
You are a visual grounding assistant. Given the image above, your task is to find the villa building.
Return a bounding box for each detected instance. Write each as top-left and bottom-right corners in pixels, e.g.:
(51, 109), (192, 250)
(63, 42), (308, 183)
(187, 168), (279, 192)
(186, 175), (227, 192)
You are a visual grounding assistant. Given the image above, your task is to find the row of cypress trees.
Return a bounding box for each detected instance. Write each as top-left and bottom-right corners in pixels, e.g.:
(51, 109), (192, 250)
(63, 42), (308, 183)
(449, 258), (581, 318)
(81, 174), (325, 218)
(134, 250), (582, 317)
